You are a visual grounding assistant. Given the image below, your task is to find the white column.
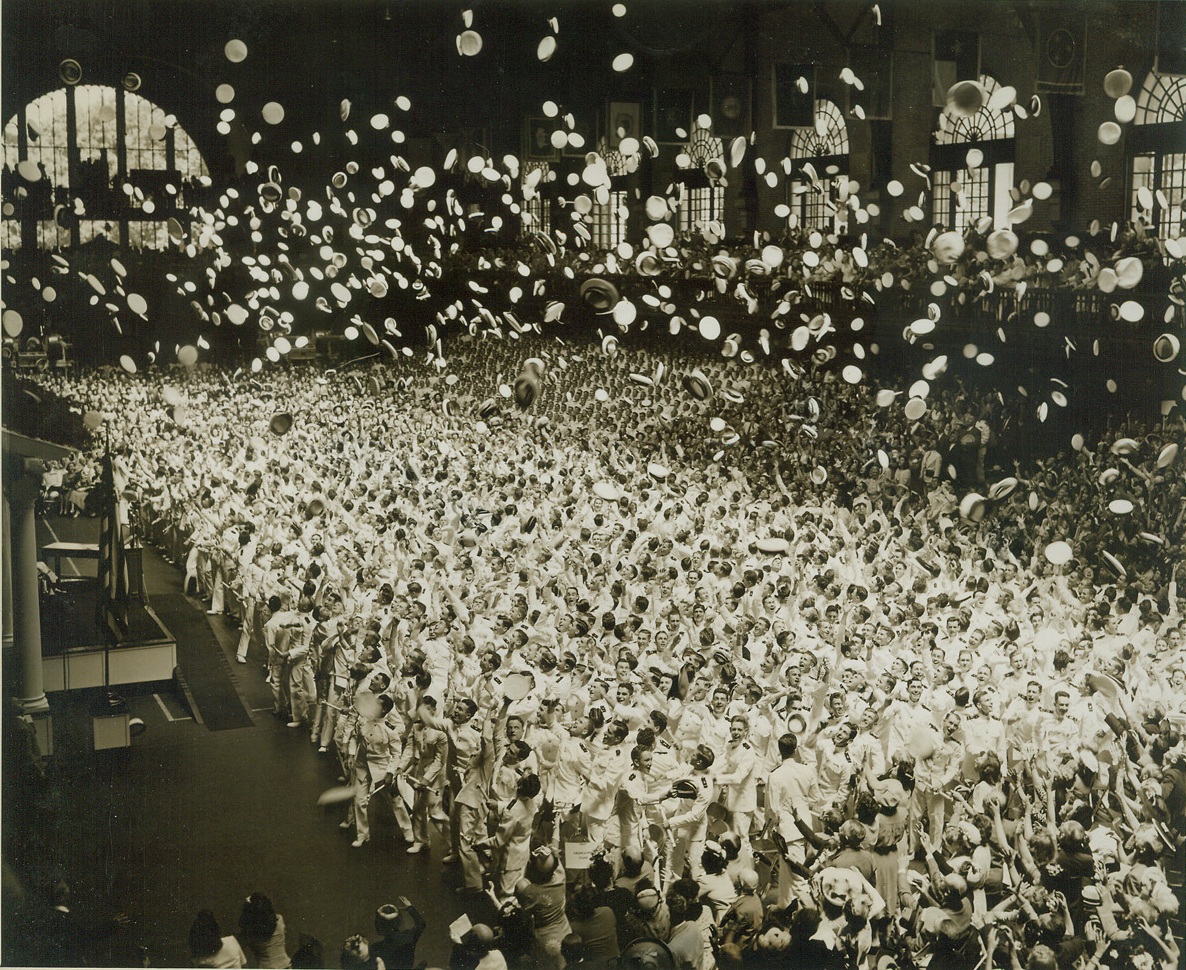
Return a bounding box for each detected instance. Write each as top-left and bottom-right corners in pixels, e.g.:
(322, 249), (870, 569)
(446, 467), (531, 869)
(2, 494), (13, 651)
(7, 464), (49, 713)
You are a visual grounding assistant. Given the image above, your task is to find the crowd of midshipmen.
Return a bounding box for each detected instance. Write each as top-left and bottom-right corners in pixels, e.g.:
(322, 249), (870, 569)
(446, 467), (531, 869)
(42, 336), (1186, 969)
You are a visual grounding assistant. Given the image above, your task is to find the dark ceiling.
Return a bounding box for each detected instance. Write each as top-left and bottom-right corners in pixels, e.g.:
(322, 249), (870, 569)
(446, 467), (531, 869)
(1, 0), (772, 137)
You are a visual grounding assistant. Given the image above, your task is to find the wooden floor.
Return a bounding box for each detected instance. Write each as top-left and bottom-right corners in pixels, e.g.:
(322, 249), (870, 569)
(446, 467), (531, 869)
(3, 516), (496, 968)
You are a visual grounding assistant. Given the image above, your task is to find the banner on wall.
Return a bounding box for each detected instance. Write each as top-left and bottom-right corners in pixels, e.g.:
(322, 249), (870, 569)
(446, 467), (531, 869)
(932, 31), (979, 108)
(1036, 9), (1086, 95)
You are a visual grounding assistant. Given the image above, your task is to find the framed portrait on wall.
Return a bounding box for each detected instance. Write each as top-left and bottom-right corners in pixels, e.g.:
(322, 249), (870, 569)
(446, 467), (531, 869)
(653, 88), (694, 143)
(608, 102), (641, 149)
(709, 74), (751, 138)
(523, 116), (559, 161)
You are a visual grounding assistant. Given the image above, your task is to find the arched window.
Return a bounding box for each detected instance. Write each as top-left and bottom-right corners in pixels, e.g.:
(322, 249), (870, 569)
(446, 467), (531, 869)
(1130, 71), (1186, 247)
(2, 85), (209, 251)
(930, 75), (1015, 231)
(675, 128), (725, 234)
(788, 100), (849, 231)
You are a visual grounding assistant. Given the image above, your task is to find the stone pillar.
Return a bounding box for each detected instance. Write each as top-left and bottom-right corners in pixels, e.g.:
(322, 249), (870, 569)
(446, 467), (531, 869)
(2, 494), (13, 651)
(6, 462), (49, 713)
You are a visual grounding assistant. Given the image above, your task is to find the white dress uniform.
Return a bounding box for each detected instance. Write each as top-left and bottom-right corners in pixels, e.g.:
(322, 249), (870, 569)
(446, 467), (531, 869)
(580, 743), (629, 846)
(666, 769), (715, 880)
(715, 738), (759, 841)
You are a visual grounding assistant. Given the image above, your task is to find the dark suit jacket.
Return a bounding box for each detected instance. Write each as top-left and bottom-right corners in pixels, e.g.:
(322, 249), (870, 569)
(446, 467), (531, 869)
(372, 905), (426, 970)
(38, 905), (119, 967)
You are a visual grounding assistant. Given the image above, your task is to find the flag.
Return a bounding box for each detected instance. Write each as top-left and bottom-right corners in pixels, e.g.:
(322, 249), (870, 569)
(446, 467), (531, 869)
(933, 31), (979, 107)
(773, 64), (815, 129)
(1036, 10), (1086, 95)
(95, 450), (129, 642)
(1157, 1), (1186, 76)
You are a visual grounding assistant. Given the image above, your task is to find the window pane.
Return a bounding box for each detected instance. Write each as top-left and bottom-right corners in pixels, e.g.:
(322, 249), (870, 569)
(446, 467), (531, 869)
(791, 180), (831, 231)
(1155, 152), (1186, 248)
(933, 166), (992, 231)
(1131, 152), (1156, 228)
(79, 219), (118, 245)
(678, 186), (724, 233)
(933, 170), (952, 226)
(521, 165), (552, 236)
(2, 219), (22, 250)
(128, 221), (168, 249)
(35, 218), (70, 249)
(590, 189), (626, 249)
(75, 85), (118, 174)
(24, 90), (70, 189)
(4, 85), (208, 249)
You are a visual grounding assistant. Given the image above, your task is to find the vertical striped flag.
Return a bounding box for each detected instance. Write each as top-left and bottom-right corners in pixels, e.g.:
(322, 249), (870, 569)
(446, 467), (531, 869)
(95, 450), (129, 642)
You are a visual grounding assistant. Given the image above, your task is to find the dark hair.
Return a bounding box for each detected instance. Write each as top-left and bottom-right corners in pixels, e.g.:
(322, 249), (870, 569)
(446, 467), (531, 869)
(588, 857), (615, 891)
(568, 885), (601, 922)
(777, 733), (798, 759)
(560, 934), (585, 962)
(701, 845), (727, 875)
(517, 773), (541, 799)
(239, 893), (279, 943)
(290, 934), (323, 969)
(506, 740), (532, 763)
(977, 751), (1002, 784)
(604, 720), (629, 745)
(188, 910), (223, 959)
(621, 851), (643, 877)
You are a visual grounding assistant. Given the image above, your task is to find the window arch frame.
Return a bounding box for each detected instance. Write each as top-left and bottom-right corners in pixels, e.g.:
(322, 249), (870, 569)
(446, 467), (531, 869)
(787, 99), (850, 232)
(929, 75), (1016, 231)
(3, 84), (209, 250)
(675, 128), (725, 234)
(1128, 71), (1186, 247)
(1134, 70), (1186, 125)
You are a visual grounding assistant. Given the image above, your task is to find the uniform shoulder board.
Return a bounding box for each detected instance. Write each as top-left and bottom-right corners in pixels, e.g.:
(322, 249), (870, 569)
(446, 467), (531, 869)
(742, 742), (751, 750)
(579, 743), (588, 753)
(628, 773), (637, 781)
(700, 776), (709, 788)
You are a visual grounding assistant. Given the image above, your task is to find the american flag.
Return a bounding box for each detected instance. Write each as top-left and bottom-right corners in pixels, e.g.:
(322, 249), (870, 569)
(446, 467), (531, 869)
(95, 450), (129, 642)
